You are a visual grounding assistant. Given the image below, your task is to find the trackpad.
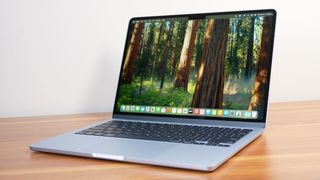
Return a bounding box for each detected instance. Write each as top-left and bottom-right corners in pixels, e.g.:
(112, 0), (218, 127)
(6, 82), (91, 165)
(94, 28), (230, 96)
(82, 138), (176, 159)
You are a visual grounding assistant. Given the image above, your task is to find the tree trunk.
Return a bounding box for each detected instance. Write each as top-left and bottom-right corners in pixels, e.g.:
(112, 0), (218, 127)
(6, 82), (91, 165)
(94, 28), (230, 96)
(150, 22), (164, 84)
(122, 22), (144, 84)
(191, 19), (229, 108)
(193, 19), (214, 92)
(137, 29), (145, 62)
(170, 22), (186, 80)
(244, 17), (255, 80)
(170, 22), (181, 80)
(248, 16), (273, 112)
(159, 22), (175, 89)
(169, 49), (175, 80)
(174, 20), (199, 90)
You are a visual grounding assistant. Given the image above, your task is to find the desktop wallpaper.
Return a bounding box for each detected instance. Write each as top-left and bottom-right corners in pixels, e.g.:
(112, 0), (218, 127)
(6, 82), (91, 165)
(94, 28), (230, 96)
(116, 14), (274, 119)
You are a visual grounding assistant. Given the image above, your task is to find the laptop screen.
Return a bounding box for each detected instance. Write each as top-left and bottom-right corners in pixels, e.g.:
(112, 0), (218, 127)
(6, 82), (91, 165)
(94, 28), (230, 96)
(114, 10), (276, 122)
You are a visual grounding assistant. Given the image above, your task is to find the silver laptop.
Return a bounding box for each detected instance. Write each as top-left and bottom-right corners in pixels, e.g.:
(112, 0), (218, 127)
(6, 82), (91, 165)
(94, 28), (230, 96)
(30, 9), (276, 171)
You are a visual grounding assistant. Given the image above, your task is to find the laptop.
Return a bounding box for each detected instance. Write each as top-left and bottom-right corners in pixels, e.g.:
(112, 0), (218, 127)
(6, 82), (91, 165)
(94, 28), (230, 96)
(30, 9), (276, 171)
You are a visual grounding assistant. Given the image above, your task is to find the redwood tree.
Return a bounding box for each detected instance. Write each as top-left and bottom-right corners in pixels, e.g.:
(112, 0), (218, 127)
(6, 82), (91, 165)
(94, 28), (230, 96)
(122, 22), (144, 84)
(174, 20), (199, 91)
(170, 22), (187, 80)
(248, 16), (273, 112)
(191, 19), (229, 108)
(192, 19), (214, 98)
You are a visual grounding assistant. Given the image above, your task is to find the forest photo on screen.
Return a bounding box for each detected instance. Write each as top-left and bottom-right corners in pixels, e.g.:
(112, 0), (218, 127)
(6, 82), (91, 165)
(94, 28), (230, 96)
(117, 14), (273, 118)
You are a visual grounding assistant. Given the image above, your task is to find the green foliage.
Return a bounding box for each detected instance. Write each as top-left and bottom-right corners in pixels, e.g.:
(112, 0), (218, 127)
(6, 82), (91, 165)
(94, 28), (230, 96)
(117, 81), (193, 108)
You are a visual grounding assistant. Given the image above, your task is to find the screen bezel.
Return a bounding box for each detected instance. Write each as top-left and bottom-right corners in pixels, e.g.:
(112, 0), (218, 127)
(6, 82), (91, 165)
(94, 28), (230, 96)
(112, 9), (277, 123)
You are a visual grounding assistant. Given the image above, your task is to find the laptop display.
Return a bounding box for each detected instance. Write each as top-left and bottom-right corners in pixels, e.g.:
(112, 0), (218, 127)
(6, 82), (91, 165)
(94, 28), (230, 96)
(114, 10), (275, 122)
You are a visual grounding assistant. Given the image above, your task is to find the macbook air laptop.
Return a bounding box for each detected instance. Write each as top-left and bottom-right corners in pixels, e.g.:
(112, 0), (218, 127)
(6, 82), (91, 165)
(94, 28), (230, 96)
(30, 9), (276, 171)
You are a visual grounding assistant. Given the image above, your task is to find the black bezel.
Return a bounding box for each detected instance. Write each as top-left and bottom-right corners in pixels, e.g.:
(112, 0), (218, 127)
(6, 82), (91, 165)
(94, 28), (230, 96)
(112, 9), (277, 123)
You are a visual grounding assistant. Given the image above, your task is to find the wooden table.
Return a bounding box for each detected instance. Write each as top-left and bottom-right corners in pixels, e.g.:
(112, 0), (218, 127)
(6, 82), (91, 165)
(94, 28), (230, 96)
(1, 101), (320, 179)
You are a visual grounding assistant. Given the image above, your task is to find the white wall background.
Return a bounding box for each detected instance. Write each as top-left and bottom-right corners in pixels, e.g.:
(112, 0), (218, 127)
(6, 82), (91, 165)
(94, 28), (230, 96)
(1, 0), (319, 117)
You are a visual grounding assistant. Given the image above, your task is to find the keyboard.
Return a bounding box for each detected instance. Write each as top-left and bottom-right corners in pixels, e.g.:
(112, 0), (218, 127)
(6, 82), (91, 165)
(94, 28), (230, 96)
(75, 121), (253, 147)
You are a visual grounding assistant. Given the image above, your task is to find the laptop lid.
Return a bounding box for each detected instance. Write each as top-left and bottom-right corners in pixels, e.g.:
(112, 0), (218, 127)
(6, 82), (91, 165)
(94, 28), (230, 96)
(113, 9), (276, 124)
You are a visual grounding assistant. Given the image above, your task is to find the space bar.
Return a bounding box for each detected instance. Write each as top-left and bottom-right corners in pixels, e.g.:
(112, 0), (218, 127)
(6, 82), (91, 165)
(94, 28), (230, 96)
(108, 134), (170, 142)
